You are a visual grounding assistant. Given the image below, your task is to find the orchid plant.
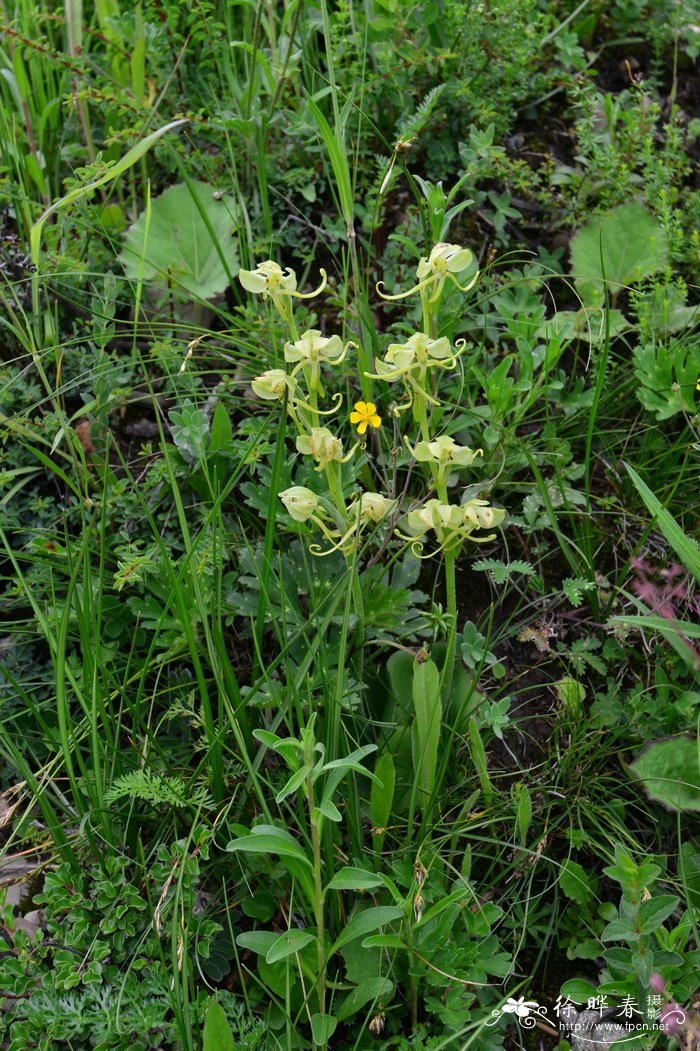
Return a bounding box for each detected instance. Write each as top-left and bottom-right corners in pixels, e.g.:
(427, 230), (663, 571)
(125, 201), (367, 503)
(239, 241), (505, 695)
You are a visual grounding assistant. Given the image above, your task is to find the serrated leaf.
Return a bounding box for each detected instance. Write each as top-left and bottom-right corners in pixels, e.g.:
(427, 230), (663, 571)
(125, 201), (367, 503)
(562, 576), (596, 607)
(633, 340), (700, 420)
(570, 204), (668, 304)
(120, 180), (238, 299)
(473, 558), (536, 584)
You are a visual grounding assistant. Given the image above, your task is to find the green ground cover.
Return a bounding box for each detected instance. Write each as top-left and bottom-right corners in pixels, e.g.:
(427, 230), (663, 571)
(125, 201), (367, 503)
(0, 1), (699, 1048)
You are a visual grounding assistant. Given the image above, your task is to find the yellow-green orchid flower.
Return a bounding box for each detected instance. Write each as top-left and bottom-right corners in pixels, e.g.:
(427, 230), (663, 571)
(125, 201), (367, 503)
(284, 329), (351, 392)
(280, 486), (349, 553)
(377, 242), (478, 304)
(397, 497), (505, 557)
(310, 490), (397, 556)
(239, 260), (327, 301)
(296, 427), (355, 471)
(348, 491), (397, 525)
(367, 332), (456, 382)
(412, 435), (482, 468)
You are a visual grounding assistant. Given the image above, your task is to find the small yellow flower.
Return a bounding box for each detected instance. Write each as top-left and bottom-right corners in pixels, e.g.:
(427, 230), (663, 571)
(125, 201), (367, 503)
(350, 401), (381, 435)
(696, 377), (700, 392)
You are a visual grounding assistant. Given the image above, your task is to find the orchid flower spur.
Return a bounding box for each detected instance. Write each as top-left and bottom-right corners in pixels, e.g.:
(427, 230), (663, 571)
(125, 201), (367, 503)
(376, 242), (478, 304)
(310, 490), (397, 557)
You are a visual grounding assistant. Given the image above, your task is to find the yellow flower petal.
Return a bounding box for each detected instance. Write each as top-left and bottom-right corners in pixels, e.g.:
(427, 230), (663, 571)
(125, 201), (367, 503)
(369, 414), (381, 428)
(349, 411), (362, 424)
(357, 420), (368, 434)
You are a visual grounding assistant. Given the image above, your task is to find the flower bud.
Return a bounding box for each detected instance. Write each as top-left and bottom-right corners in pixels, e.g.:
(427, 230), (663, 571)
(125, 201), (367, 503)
(649, 974), (666, 995)
(659, 1002), (685, 1036)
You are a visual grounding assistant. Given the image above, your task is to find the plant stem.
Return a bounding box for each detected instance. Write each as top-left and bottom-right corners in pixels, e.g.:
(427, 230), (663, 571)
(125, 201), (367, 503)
(442, 547), (458, 701)
(306, 778), (326, 1044)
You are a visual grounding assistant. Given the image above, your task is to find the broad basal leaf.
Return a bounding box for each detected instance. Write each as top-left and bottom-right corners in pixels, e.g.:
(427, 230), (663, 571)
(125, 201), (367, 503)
(629, 736), (700, 812)
(570, 204), (668, 305)
(120, 180), (237, 299)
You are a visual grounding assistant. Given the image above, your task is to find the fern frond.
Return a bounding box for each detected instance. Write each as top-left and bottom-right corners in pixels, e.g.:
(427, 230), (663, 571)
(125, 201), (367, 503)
(104, 769), (213, 810)
(396, 85), (446, 141)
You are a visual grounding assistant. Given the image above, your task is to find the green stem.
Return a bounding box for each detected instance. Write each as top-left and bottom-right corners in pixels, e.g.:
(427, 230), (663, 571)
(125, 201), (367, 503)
(323, 460), (345, 517)
(442, 548), (458, 702)
(413, 376), (431, 444)
(436, 473), (458, 702)
(306, 782), (326, 1043)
